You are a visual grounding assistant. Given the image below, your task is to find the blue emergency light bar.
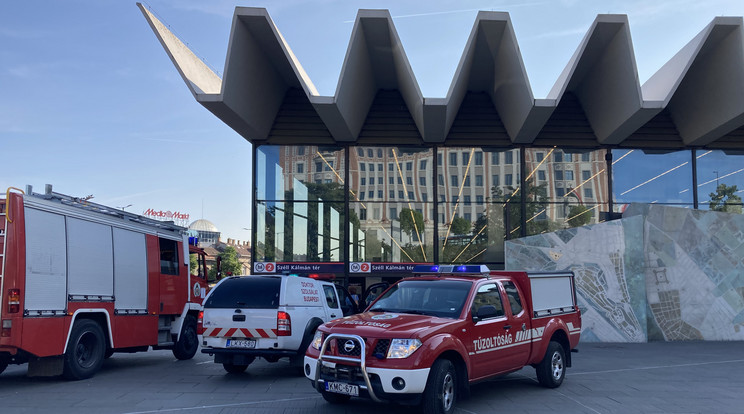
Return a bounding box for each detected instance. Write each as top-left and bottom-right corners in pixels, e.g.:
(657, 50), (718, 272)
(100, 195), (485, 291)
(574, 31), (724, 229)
(188, 236), (199, 246)
(412, 264), (491, 274)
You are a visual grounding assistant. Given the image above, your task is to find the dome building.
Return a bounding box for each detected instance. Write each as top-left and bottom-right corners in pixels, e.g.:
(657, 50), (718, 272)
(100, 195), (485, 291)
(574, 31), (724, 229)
(188, 219), (221, 247)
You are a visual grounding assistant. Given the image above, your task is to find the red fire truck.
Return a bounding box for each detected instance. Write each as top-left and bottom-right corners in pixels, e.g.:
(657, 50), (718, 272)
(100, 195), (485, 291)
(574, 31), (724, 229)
(305, 265), (581, 414)
(0, 185), (209, 379)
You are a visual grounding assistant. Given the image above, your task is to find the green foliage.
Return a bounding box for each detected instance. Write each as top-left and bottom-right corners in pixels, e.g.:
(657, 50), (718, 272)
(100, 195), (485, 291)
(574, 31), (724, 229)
(189, 253), (198, 276)
(567, 205), (593, 227)
(208, 246), (243, 279)
(450, 216), (472, 235)
(399, 208), (424, 238)
(709, 184), (743, 214)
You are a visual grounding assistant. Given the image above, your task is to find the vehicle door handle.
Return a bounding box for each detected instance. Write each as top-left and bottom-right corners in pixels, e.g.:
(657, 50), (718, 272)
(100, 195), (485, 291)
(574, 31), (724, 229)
(232, 315), (246, 322)
(330, 314), (337, 318)
(503, 325), (512, 330)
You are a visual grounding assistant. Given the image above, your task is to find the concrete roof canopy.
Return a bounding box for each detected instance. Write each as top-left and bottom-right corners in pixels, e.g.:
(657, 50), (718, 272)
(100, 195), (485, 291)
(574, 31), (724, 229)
(139, 4), (744, 151)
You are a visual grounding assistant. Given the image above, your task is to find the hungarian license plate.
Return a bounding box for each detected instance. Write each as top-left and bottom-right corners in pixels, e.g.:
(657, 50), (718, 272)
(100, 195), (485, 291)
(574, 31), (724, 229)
(226, 339), (256, 348)
(325, 381), (359, 396)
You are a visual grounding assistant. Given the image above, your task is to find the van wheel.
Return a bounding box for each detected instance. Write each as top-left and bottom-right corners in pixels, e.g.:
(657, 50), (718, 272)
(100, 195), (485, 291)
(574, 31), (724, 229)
(223, 363), (249, 374)
(321, 390), (351, 404)
(63, 319), (105, 380)
(172, 315), (198, 360)
(536, 341), (566, 388)
(422, 359), (456, 414)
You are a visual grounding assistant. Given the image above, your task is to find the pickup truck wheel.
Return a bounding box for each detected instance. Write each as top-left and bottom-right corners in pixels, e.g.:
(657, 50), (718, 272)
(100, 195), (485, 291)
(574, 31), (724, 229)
(0, 358), (8, 375)
(172, 315), (199, 360)
(536, 341), (566, 388)
(63, 319), (106, 380)
(422, 359), (457, 414)
(223, 362), (250, 374)
(321, 390), (351, 404)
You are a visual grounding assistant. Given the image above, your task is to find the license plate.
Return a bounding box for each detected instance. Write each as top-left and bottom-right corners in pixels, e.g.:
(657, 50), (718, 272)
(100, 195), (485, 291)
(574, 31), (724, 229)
(325, 381), (359, 396)
(226, 339), (256, 348)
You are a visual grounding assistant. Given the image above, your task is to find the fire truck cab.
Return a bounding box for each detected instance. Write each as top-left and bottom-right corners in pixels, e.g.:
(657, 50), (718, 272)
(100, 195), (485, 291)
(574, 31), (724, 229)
(0, 186), (209, 379)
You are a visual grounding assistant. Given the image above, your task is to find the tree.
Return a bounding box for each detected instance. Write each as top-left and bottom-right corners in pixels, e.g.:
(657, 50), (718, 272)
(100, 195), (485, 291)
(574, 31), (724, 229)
(399, 208), (424, 239)
(567, 205), (593, 227)
(208, 246), (243, 279)
(450, 216), (472, 235)
(189, 253), (198, 276)
(709, 183), (743, 214)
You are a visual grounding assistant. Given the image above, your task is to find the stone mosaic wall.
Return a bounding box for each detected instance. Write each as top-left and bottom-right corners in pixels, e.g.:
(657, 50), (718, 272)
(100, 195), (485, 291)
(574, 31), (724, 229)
(505, 205), (744, 342)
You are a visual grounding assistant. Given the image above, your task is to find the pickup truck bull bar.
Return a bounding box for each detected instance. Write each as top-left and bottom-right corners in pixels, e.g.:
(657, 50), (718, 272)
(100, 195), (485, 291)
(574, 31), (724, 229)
(314, 333), (382, 403)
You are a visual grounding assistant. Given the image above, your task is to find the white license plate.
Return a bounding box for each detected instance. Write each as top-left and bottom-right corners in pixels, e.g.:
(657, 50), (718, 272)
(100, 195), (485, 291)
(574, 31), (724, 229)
(325, 381), (359, 396)
(226, 339), (256, 348)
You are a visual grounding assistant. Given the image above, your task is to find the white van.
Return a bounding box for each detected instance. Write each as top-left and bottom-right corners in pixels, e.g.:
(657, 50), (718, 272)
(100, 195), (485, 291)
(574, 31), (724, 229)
(199, 275), (357, 373)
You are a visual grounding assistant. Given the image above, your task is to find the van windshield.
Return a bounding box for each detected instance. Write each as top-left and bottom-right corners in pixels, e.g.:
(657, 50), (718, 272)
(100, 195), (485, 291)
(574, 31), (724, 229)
(368, 279), (472, 318)
(203, 277), (281, 309)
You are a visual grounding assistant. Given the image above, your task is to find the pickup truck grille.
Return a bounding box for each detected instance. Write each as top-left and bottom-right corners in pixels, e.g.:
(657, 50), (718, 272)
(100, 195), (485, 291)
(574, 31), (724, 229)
(336, 338), (363, 356)
(373, 339), (390, 357)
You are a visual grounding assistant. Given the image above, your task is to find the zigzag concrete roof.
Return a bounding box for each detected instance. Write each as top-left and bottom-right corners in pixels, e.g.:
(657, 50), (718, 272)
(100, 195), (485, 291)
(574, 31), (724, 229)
(138, 4), (744, 151)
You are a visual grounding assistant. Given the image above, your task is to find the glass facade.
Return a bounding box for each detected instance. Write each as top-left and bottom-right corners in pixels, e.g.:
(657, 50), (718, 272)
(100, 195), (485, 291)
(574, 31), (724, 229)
(254, 145), (743, 279)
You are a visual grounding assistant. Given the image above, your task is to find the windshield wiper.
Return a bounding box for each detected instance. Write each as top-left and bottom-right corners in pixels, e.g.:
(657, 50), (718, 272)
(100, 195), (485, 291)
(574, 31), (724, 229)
(369, 307), (396, 313)
(400, 309), (434, 316)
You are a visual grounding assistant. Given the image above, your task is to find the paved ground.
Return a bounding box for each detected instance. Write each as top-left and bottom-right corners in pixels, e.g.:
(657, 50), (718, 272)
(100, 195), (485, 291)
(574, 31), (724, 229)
(0, 341), (742, 413)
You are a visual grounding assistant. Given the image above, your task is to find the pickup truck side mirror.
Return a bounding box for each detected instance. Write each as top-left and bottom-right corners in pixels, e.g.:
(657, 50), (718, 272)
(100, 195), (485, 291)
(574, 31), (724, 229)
(472, 305), (502, 323)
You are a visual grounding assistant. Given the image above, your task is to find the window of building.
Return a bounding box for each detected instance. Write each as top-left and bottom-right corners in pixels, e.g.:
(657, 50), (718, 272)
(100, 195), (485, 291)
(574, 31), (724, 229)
(389, 163), (394, 171)
(373, 208), (380, 220)
(297, 147), (305, 155)
(554, 152), (563, 162)
(581, 153), (590, 162)
(451, 175), (458, 187)
(452, 196), (459, 203)
(408, 191), (414, 200)
(297, 163), (304, 173)
(399, 191), (405, 199)
(449, 152), (458, 166)
(407, 177), (413, 185)
(464, 195), (471, 206)
(492, 175), (500, 187)
(406, 162), (413, 171)
(438, 174), (444, 186)
(565, 170), (574, 181)
(357, 148), (364, 157)
(390, 190), (395, 198)
(464, 212), (471, 221)
(390, 207), (397, 219)
(492, 152), (499, 165)
(475, 175), (483, 186)
(316, 162), (323, 172)
(397, 177), (402, 184)
(361, 177), (366, 185)
(565, 153), (573, 162)
(536, 152), (544, 162)
(556, 187), (565, 197)
(420, 160), (427, 170)
(359, 209), (367, 220)
(505, 151), (513, 164)
(422, 193), (428, 202)
(368, 163), (374, 172)
(464, 176), (470, 186)
(475, 151), (483, 165)
(584, 188), (593, 198)
(368, 191), (373, 199)
(437, 153), (442, 166)
(538, 170), (546, 181)
(476, 195), (484, 205)
(582, 170), (591, 180)
(505, 174), (513, 186)
(367, 149), (374, 158)
(389, 177), (394, 185)
(420, 176), (426, 186)
(377, 149), (383, 158)
(326, 161), (333, 171)
(359, 192), (365, 200)
(462, 152), (470, 165)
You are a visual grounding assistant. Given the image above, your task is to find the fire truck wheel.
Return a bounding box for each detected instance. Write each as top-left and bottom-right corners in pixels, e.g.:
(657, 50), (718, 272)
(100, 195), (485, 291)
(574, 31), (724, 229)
(536, 340), (566, 388)
(172, 315), (199, 360)
(321, 390), (351, 404)
(422, 359), (457, 414)
(63, 319), (106, 380)
(223, 361), (251, 374)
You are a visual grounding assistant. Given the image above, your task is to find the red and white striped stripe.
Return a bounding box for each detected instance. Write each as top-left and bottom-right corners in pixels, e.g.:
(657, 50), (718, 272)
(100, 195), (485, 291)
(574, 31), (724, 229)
(203, 327), (277, 338)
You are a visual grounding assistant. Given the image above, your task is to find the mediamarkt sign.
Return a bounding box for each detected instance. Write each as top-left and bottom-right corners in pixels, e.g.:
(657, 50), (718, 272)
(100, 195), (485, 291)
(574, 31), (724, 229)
(142, 208), (190, 221)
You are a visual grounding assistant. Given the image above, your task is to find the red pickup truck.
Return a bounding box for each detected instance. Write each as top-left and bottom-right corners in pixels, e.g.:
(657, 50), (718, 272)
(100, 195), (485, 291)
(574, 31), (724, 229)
(303, 265), (581, 414)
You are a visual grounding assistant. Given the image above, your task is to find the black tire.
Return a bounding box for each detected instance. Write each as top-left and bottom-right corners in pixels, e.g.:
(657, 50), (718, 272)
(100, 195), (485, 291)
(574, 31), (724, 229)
(536, 340), (566, 388)
(104, 348), (114, 359)
(172, 315), (199, 360)
(0, 359), (8, 375)
(63, 319), (106, 380)
(421, 359), (457, 414)
(291, 323), (320, 368)
(321, 390), (351, 404)
(222, 362), (249, 374)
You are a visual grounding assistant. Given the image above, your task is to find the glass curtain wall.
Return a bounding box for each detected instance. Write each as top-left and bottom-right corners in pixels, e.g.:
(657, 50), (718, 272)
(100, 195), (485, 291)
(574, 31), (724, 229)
(696, 150), (744, 213)
(437, 147), (519, 265)
(611, 149), (694, 210)
(523, 148), (610, 233)
(255, 145), (346, 263)
(349, 146), (434, 263)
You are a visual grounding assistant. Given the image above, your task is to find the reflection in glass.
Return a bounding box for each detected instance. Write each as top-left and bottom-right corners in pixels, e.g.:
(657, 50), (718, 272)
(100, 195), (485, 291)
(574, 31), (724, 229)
(695, 150), (744, 213)
(612, 149), (693, 207)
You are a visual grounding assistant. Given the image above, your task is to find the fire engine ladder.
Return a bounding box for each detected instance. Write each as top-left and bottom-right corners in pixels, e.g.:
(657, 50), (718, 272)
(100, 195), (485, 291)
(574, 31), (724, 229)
(26, 184), (187, 235)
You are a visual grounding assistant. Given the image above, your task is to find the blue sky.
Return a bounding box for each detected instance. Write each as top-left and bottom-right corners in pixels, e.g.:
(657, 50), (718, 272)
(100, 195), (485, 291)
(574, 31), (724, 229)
(3, 0), (744, 242)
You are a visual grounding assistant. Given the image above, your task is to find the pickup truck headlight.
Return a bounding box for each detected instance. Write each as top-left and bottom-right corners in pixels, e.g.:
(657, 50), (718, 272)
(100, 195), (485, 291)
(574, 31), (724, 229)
(310, 331), (324, 350)
(387, 339), (422, 359)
